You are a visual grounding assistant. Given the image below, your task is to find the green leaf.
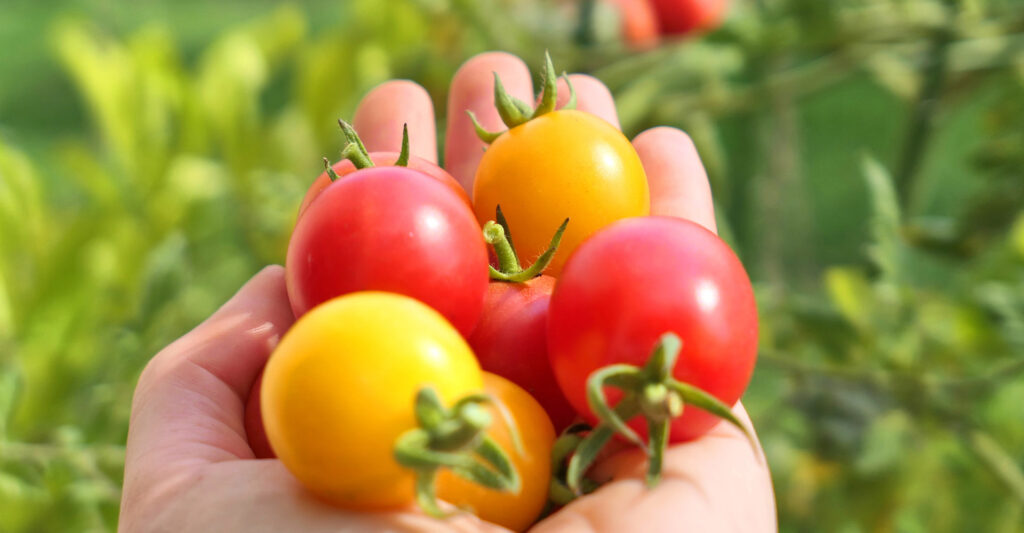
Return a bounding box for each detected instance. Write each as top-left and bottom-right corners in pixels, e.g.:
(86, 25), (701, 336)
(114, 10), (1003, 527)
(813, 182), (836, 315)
(854, 410), (911, 475)
(824, 267), (874, 331)
(861, 154), (903, 280)
(866, 53), (922, 101)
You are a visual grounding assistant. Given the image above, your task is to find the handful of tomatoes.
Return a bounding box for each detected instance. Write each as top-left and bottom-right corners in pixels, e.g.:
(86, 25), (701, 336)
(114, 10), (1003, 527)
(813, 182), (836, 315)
(245, 54), (758, 531)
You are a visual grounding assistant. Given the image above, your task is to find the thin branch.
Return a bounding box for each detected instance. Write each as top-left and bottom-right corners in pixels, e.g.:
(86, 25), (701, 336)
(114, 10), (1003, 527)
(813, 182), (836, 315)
(966, 430), (1024, 506)
(895, 25), (954, 210)
(759, 351), (1024, 396)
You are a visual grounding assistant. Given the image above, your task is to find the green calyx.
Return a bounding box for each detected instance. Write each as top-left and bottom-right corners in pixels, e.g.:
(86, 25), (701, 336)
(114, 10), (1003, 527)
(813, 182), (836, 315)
(554, 333), (756, 500)
(393, 387), (521, 518)
(548, 423), (602, 506)
(467, 51), (578, 144)
(484, 205), (568, 282)
(324, 120), (411, 181)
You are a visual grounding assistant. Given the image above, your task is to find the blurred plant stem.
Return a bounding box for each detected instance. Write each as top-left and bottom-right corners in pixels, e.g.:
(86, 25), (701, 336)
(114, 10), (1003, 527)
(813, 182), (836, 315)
(756, 54), (809, 285)
(968, 430), (1024, 506)
(760, 351), (1024, 399)
(592, 29), (1024, 129)
(894, 14), (954, 212)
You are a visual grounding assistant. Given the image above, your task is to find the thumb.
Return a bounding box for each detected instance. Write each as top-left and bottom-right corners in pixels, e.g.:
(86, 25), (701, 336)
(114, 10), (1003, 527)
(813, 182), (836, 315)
(124, 266), (294, 486)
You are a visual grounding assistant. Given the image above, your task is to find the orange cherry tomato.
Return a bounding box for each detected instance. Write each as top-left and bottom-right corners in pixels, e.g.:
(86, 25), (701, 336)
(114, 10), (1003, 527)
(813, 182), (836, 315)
(608, 0), (660, 48)
(437, 373), (555, 531)
(473, 110), (649, 276)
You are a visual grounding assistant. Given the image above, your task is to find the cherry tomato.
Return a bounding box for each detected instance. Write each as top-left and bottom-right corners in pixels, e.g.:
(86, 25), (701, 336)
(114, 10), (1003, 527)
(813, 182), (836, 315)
(548, 216), (758, 442)
(468, 276), (577, 431)
(298, 152), (470, 218)
(473, 110), (649, 276)
(649, 0), (728, 35)
(286, 166), (488, 336)
(244, 371), (274, 459)
(607, 0), (660, 48)
(437, 373), (555, 531)
(261, 292), (484, 509)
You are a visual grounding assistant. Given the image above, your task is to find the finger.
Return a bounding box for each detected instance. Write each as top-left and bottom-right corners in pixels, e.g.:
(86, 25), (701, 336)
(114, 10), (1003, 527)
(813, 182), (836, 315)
(445, 52), (533, 192)
(533, 403), (776, 533)
(588, 402), (768, 478)
(125, 266), (295, 485)
(633, 127), (718, 234)
(353, 80), (438, 163)
(122, 460), (511, 533)
(555, 74), (621, 130)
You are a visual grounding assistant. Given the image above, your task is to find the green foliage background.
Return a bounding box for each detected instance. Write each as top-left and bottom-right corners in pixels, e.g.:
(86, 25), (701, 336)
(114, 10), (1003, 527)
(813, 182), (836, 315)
(1, 0), (1023, 531)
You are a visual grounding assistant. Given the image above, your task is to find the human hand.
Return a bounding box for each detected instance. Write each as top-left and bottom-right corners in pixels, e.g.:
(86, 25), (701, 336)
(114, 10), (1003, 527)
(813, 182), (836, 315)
(120, 266), (513, 532)
(119, 51), (776, 533)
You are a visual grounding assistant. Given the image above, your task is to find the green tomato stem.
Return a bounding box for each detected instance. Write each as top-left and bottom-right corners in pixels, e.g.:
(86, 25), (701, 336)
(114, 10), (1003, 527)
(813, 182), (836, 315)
(563, 332), (754, 491)
(340, 142), (374, 170)
(323, 157), (341, 182)
(493, 73), (529, 129)
(483, 221), (522, 275)
(561, 73), (578, 110)
(338, 119), (369, 158)
(414, 468), (446, 518)
(393, 387), (520, 518)
(334, 119), (375, 170)
(394, 123), (410, 167)
(645, 420), (670, 488)
(532, 51), (559, 118)
(485, 215), (570, 282)
(323, 120), (417, 176)
(548, 424), (595, 506)
(565, 398), (640, 494)
(431, 403), (490, 452)
(471, 52), (576, 143)
(466, 111), (505, 144)
(494, 205), (516, 253)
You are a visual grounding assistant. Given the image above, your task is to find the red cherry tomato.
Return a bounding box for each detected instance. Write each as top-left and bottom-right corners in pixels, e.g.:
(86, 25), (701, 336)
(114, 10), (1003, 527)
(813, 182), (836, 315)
(244, 371), (275, 459)
(548, 216), (757, 442)
(286, 167), (488, 336)
(649, 0), (728, 35)
(468, 276), (577, 432)
(298, 153), (470, 218)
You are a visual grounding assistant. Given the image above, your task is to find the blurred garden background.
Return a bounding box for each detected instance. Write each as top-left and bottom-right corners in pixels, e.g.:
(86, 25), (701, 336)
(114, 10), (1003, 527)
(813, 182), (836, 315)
(1, 0), (1023, 530)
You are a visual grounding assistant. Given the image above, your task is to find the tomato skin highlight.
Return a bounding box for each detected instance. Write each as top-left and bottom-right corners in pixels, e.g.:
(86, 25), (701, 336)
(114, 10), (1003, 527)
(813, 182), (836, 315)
(649, 0), (728, 35)
(437, 373), (555, 532)
(261, 292), (484, 510)
(468, 277), (577, 431)
(286, 166), (488, 336)
(298, 153), (470, 217)
(548, 216), (758, 442)
(244, 371), (275, 459)
(473, 110), (649, 276)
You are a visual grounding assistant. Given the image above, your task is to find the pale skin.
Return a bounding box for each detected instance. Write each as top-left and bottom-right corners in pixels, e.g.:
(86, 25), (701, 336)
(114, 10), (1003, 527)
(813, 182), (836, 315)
(119, 52), (777, 532)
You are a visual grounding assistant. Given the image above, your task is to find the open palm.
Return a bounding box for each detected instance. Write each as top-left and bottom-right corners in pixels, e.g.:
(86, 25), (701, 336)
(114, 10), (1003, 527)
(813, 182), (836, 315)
(119, 52), (776, 533)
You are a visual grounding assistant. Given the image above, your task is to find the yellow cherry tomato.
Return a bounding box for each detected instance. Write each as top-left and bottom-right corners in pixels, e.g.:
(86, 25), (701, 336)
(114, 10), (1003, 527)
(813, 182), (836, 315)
(473, 109), (649, 276)
(437, 372), (556, 531)
(261, 291), (483, 509)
